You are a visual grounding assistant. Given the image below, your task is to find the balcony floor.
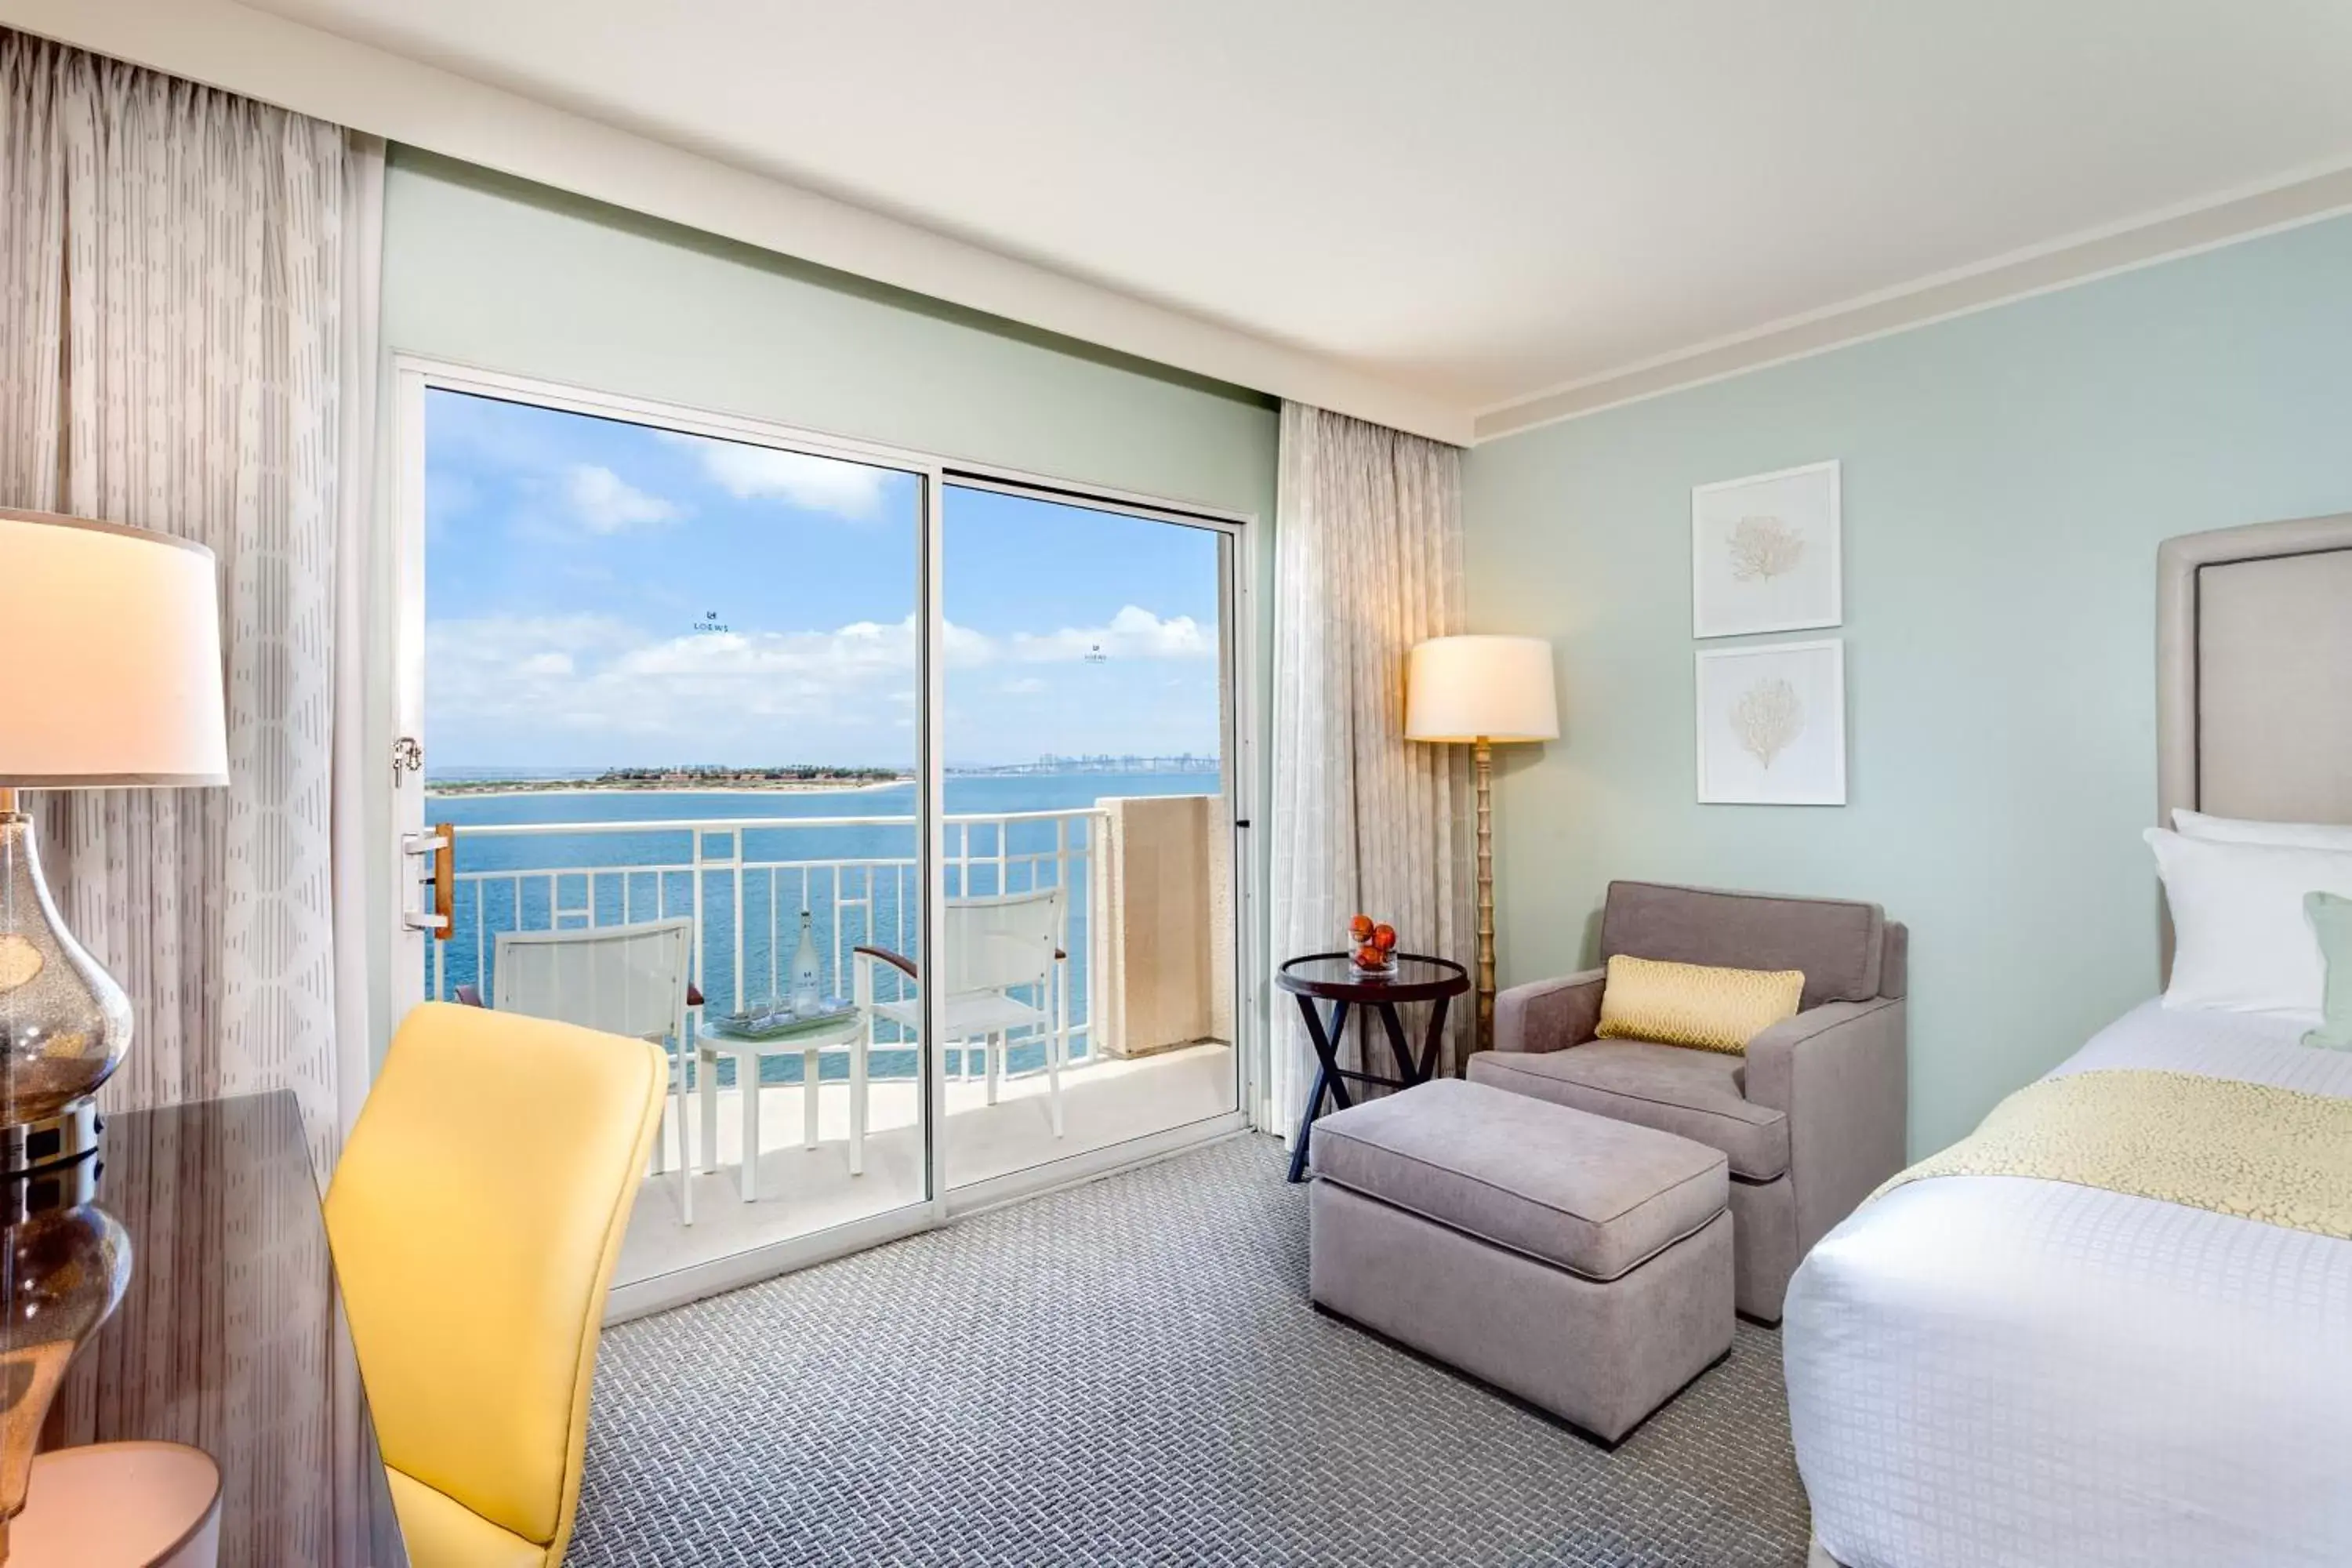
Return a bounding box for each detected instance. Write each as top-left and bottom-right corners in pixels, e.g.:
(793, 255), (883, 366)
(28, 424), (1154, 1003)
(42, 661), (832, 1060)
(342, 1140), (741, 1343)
(615, 1041), (1237, 1288)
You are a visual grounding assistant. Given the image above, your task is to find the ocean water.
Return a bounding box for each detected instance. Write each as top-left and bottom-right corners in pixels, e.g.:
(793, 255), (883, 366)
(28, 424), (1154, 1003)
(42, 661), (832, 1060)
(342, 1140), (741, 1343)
(427, 771), (1221, 1087)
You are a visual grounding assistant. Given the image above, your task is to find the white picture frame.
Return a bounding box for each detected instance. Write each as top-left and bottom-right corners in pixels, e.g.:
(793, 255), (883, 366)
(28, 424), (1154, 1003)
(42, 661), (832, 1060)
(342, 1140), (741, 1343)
(1695, 639), (1846, 806)
(1691, 459), (1842, 638)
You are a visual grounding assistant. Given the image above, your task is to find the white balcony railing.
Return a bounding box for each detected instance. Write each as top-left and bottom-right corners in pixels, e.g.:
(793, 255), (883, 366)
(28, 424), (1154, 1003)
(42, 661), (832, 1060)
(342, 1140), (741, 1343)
(426, 807), (1112, 1083)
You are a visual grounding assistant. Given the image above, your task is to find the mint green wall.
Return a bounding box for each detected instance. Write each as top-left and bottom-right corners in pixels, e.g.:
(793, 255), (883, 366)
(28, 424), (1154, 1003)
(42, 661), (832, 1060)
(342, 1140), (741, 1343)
(1465, 214), (2352, 1156)
(368, 149), (1279, 1073)
(380, 151), (1278, 514)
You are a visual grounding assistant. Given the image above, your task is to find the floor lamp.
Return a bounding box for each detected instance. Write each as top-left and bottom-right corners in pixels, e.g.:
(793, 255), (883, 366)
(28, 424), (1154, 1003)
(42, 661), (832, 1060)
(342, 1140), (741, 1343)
(1404, 636), (1559, 1053)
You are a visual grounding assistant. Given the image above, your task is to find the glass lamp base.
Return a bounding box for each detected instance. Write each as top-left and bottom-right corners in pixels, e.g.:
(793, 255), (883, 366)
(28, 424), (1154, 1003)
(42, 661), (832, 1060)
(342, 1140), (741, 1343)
(0, 809), (129, 1162)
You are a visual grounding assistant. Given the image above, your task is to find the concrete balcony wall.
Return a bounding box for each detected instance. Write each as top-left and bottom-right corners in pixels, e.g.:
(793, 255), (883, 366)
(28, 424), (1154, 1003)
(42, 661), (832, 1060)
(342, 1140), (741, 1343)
(1098, 794), (1234, 1058)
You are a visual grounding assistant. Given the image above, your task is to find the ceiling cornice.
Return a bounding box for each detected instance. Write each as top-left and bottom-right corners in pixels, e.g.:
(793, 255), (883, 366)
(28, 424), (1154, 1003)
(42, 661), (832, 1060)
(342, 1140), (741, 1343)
(2, 0), (1474, 445)
(1472, 157), (2352, 443)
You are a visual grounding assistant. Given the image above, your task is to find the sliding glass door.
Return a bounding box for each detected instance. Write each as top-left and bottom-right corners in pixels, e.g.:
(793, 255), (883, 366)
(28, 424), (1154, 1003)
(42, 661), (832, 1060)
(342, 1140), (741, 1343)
(936, 482), (1243, 1193)
(393, 366), (948, 1308)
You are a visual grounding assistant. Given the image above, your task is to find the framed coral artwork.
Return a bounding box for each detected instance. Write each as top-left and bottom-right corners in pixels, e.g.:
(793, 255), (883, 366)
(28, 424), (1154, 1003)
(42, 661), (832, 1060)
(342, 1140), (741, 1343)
(1695, 639), (1846, 805)
(1691, 459), (1841, 637)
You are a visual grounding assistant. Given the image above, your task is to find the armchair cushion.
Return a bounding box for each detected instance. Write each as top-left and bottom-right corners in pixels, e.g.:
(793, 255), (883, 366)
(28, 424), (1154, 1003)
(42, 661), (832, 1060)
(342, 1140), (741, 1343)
(1593, 953), (1804, 1054)
(1468, 1039), (1791, 1181)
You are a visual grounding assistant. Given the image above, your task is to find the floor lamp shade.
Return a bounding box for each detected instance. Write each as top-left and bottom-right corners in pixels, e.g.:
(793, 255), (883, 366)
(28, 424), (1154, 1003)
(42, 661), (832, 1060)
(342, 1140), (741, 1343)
(1404, 636), (1559, 744)
(0, 512), (229, 788)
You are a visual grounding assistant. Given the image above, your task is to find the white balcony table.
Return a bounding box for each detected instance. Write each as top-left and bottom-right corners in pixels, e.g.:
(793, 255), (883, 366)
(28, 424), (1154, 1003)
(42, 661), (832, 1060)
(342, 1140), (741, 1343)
(696, 1011), (871, 1200)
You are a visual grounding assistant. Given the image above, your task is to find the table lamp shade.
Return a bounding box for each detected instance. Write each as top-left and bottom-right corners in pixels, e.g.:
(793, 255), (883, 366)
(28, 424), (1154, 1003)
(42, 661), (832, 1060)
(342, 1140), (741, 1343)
(0, 511), (228, 787)
(1404, 635), (1559, 744)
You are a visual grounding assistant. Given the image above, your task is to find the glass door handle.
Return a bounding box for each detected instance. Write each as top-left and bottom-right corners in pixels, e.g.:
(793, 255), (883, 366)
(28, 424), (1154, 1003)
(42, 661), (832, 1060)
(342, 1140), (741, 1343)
(401, 825), (456, 938)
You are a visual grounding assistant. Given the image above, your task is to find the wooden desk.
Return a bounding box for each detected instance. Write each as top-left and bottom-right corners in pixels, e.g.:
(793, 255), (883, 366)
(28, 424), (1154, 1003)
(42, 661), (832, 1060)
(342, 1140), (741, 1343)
(38, 1091), (406, 1566)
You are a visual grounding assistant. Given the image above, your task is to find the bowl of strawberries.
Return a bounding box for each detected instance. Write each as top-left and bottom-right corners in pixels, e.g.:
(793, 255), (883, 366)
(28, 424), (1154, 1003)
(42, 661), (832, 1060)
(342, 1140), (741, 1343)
(1346, 914), (1400, 978)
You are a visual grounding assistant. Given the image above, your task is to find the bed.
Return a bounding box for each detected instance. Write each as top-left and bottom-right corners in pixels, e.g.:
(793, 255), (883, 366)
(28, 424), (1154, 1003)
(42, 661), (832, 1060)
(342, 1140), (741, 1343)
(1784, 511), (2352, 1568)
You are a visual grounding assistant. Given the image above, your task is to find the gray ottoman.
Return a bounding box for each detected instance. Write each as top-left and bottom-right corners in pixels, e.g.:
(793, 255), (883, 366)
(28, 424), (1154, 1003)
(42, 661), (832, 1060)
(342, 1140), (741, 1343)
(1308, 1076), (1733, 1444)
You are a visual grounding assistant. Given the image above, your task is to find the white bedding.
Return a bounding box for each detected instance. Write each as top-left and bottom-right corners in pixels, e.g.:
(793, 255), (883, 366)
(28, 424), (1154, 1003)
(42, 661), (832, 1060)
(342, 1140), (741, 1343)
(1784, 1000), (2352, 1568)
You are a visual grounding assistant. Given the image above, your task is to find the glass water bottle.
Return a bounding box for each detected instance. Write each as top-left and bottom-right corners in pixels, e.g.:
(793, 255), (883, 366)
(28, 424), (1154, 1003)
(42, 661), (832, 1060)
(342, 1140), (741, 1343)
(788, 908), (822, 1016)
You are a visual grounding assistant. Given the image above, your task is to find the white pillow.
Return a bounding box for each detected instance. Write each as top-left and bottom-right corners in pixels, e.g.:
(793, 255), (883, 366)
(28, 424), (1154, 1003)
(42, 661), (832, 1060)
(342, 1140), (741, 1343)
(2147, 829), (2352, 1017)
(2172, 808), (2352, 853)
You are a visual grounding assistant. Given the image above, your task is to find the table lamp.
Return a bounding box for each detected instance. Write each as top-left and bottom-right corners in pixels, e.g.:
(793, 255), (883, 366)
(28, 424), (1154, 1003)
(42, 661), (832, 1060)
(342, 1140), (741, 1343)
(0, 510), (228, 1174)
(1404, 635), (1559, 1051)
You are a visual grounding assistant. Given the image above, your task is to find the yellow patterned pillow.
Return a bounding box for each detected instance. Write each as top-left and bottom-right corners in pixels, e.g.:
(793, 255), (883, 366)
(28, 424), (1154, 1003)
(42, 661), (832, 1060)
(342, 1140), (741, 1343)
(1595, 954), (1804, 1054)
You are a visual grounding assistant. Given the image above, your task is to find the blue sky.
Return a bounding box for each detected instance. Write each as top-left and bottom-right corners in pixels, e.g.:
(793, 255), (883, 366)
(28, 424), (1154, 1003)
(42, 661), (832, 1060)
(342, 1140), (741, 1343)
(425, 390), (1225, 769)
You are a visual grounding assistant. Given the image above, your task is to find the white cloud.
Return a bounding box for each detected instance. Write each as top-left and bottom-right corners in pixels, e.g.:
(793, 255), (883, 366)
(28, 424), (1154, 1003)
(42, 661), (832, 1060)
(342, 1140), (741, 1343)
(1007, 605), (1213, 663)
(942, 621), (995, 667)
(615, 620), (918, 684)
(684, 439), (894, 521)
(426, 604), (1216, 755)
(429, 613), (917, 747)
(429, 614), (637, 670)
(565, 465), (683, 534)
(426, 615), (641, 730)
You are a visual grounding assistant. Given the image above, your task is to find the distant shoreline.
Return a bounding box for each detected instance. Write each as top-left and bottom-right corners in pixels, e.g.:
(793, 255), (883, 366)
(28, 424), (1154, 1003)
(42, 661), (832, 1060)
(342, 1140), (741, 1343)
(426, 778), (911, 800)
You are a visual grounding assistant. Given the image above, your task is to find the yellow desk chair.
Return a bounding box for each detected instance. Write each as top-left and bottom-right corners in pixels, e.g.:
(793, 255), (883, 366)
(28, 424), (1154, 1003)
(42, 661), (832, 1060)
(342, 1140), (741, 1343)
(326, 1001), (666, 1568)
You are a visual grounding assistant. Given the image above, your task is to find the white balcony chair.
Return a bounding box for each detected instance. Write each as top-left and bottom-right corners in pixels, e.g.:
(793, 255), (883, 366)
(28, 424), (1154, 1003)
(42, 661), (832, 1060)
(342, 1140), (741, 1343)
(855, 887), (1069, 1171)
(471, 917), (699, 1225)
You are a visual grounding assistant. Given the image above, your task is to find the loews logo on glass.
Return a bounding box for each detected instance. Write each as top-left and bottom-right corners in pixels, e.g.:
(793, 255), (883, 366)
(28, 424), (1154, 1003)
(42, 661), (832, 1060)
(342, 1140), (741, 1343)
(692, 608), (731, 633)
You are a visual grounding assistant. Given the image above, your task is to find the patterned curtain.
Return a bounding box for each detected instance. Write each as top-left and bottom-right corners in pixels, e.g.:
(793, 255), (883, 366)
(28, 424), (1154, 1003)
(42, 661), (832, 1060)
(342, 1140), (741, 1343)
(1270, 402), (1474, 1139)
(0, 32), (379, 1171)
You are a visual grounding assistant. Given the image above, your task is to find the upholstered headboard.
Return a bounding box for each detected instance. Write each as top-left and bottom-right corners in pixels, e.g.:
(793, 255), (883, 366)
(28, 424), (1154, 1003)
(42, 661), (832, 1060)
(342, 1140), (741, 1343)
(2154, 510), (2352, 966)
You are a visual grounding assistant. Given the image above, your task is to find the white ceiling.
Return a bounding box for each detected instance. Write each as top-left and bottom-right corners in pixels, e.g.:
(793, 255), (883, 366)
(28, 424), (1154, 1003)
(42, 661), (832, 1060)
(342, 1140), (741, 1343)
(234, 0), (2352, 425)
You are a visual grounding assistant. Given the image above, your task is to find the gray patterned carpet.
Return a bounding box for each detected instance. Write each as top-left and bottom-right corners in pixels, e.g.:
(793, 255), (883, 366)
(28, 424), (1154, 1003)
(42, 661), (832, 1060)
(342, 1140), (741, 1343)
(572, 1134), (1811, 1567)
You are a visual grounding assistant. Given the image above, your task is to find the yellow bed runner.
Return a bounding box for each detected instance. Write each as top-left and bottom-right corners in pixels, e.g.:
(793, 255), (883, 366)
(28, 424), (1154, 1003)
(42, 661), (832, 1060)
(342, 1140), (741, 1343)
(1876, 1068), (2352, 1240)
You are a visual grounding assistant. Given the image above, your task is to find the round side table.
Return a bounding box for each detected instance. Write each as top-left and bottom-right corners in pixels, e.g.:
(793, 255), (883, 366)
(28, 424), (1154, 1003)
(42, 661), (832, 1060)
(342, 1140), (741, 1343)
(1276, 952), (1469, 1183)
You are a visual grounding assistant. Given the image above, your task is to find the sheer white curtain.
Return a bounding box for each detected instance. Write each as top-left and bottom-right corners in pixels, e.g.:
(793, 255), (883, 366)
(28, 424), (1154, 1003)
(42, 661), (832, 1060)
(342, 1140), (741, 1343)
(1270, 402), (1474, 1142)
(0, 32), (381, 1171)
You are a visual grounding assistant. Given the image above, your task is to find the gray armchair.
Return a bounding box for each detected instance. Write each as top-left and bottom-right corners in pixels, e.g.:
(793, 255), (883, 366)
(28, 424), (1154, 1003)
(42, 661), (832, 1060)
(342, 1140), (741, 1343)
(1468, 880), (1907, 1323)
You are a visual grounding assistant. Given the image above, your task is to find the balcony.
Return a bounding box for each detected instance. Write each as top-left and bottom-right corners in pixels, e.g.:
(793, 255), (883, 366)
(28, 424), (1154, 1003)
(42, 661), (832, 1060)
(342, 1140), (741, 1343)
(426, 794), (1236, 1288)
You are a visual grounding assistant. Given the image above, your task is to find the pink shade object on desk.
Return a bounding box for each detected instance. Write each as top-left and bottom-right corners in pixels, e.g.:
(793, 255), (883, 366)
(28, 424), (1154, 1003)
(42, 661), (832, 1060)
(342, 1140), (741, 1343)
(8, 1442), (220, 1567)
